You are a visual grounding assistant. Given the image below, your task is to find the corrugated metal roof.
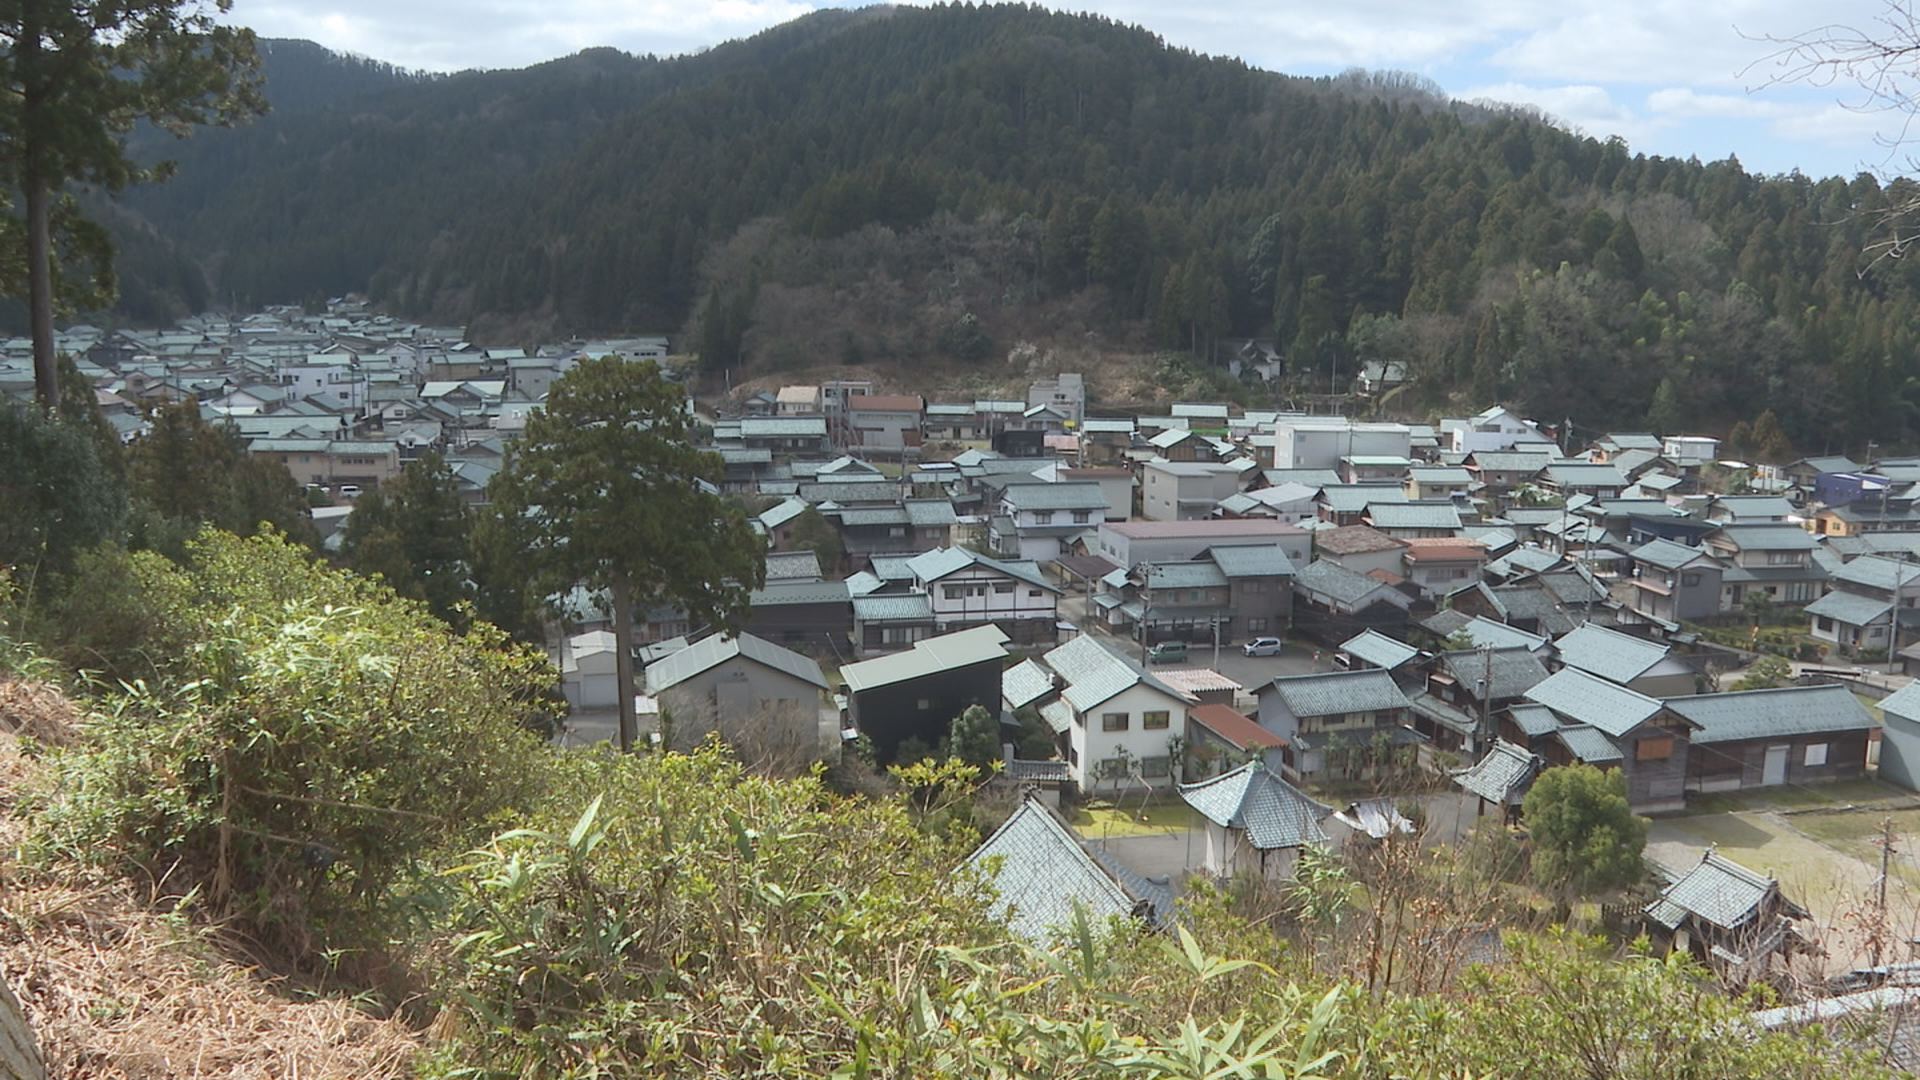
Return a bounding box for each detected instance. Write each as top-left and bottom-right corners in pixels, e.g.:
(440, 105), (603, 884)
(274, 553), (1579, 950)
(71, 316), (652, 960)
(1665, 684), (1878, 744)
(841, 625), (1010, 692)
(1366, 502), (1464, 530)
(1187, 704), (1285, 749)
(1554, 624), (1671, 684)
(851, 594), (935, 622)
(1524, 667), (1662, 737)
(1178, 762), (1332, 850)
(1259, 669), (1410, 717)
(964, 797), (1140, 943)
(1646, 850), (1777, 931)
(643, 633), (828, 695)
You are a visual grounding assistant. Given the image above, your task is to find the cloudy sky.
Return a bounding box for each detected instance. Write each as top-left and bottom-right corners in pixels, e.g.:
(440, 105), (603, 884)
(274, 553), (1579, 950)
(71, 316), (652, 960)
(235, 0), (1920, 179)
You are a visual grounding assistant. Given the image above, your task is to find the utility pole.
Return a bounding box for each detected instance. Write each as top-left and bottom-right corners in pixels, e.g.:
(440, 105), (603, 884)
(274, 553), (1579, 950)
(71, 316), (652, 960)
(1212, 615), (1222, 670)
(1478, 642), (1495, 755)
(1874, 816), (1897, 967)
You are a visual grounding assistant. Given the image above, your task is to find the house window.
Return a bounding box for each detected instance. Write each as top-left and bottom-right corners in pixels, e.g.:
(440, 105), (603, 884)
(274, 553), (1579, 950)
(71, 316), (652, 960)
(1072, 511), (1091, 524)
(1034, 511), (1054, 524)
(994, 581), (1015, 594)
(1068, 747), (1079, 766)
(1028, 589), (1044, 598)
(916, 698), (931, 711)
(1101, 712), (1129, 732)
(1636, 736), (1674, 761)
(1681, 572), (1701, 587)
(1805, 743), (1829, 767)
(1817, 616), (1835, 632)
(1247, 618), (1268, 634)
(944, 585), (964, 600)
(1140, 756), (1171, 778)
(1767, 551), (1802, 566)
(1099, 757), (1128, 778)
(1373, 710), (1396, 724)
(889, 527), (906, 538)
(1144, 711), (1171, 730)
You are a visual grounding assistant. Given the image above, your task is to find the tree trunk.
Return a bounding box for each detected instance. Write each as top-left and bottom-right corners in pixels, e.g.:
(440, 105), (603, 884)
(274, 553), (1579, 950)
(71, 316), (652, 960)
(21, 13), (56, 412)
(0, 969), (45, 1080)
(610, 570), (638, 754)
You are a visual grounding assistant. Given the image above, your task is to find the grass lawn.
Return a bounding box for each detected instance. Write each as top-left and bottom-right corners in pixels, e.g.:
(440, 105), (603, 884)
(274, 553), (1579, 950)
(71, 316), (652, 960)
(1070, 800), (1195, 837)
(1788, 807), (1920, 886)
(1679, 778), (1909, 816)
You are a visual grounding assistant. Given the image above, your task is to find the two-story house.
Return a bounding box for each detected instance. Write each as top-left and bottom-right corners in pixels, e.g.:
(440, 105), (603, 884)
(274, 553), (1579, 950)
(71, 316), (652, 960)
(1805, 553), (1920, 655)
(1552, 623), (1698, 697)
(906, 547), (1061, 645)
(1141, 460), (1245, 520)
(1521, 667), (1699, 813)
(1626, 537), (1724, 623)
(1405, 466), (1474, 501)
(1027, 635), (1199, 794)
(1702, 524), (1826, 609)
(1253, 669), (1418, 780)
(830, 499), (958, 565)
(995, 482), (1110, 561)
(1536, 461), (1630, 501)
(1398, 538), (1487, 598)
(1407, 646), (1551, 755)
(1363, 501), (1464, 539)
(843, 394), (925, 453)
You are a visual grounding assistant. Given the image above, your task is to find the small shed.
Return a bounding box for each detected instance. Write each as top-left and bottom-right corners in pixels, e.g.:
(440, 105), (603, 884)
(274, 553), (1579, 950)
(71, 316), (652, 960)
(1646, 849), (1809, 983)
(1179, 761), (1333, 881)
(1451, 739), (1544, 824)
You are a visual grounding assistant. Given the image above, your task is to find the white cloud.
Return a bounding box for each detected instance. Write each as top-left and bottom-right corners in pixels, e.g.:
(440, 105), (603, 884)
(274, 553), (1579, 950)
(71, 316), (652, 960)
(1455, 81), (1663, 144)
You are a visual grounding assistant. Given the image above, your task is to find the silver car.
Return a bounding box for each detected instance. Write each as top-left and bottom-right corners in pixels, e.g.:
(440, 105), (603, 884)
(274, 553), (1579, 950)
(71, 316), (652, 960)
(1242, 637), (1284, 657)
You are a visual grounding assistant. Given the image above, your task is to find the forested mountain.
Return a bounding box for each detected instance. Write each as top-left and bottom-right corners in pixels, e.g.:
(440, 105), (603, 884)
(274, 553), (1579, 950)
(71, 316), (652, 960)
(102, 3), (1920, 446)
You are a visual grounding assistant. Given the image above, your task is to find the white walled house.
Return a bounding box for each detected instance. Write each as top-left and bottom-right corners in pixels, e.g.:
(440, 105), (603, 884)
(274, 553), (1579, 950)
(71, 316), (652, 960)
(1272, 417), (1411, 470)
(560, 629), (619, 709)
(906, 547), (1062, 645)
(277, 355), (368, 411)
(1180, 762), (1333, 882)
(998, 482), (1110, 561)
(1442, 405), (1552, 455)
(1032, 635), (1198, 794)
(1663, 435), (1721, 467)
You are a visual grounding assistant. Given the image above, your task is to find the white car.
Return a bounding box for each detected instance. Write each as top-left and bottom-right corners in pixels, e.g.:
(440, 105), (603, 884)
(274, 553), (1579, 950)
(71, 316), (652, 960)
(1242, 637), (1284, 657)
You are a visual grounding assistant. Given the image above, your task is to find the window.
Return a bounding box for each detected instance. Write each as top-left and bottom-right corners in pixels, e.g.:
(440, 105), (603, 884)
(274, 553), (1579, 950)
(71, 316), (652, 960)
(1034, 511), (1054, 524)
(1247, 618), (1268, 633)
(1144, 711), (1171, 730)
(1681, 572), (1702, 587)
(1635, 736), (1674, 762)
(1099, 757), (1128, 778)
(1028, 589), (1044, 598)
(1072, 511), (1091, 524)
(888, 527), (906, 538)
(1816, 616), (1835, 632)
(1140, 755), (1171, 778)
(944, 585), (964, 600)
(1805, 743), (1829, 767)
(916, 699), (931, 711)
(1101, 712), (1129, 732)
(1068, 747), (1079, 766)
(993, 581), (1015, 594)
(1767, 551), (1802, 566)
(1372, 710), (1396, 725)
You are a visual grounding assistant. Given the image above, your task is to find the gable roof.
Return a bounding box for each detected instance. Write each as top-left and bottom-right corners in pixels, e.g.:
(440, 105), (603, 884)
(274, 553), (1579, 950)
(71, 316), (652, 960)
(1205, 544), (1298, 578)
(1831, 554), (1920, 592)
(1365, 502), (1465, 531)
(1294, 559), (1412, 611)
(1646, 849), (1788, 932)
(1664, 684), (1878, 744)
(906, 547), (1059, 592)
(1002, 658), (1058, 710)
(1630, 537), (1716, 572)
(1553, 624), (1674, 684)
(1551, 724), (1625, 762)
(1178, 762), (1332, 850)
(643, 633), (828, 695)
(1002, 482), (1108, 512)
(1708, 524), (1820, 552)
(1339, 629), (1422, 670)
(964, 797), (1153, 942)
(762, 550), (824, 582)
(1452, 615), (1550, 653)
(841, 625), (1011, 692)
(1523, 667), (1665, 737)
(1437, 647), (1551, 701)
(1042, 634), (1195, 713)
(1188, 704), (1286, 751)
(1258, 668), (1411, 717)
(1315, 524), (1406, 556)
(1453, 740), (1543, 806)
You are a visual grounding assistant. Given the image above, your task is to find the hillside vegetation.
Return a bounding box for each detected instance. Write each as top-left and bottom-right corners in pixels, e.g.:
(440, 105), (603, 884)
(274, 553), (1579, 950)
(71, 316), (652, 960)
(0, 527), (1902, 1077)
(97, 4), (1920, 445)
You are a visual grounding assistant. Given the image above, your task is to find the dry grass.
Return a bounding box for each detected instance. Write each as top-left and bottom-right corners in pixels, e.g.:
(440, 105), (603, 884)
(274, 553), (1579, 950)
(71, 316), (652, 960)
(0, 678), (422, 1079)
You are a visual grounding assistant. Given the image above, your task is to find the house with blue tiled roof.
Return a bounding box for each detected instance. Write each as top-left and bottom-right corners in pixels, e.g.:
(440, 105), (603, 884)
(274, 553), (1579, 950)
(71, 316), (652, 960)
(963, 795), (1170, 943)
(1645, 849), (1807, 981)
(1522, 667), (1698, 813)
(1253, 669), (1419, 781)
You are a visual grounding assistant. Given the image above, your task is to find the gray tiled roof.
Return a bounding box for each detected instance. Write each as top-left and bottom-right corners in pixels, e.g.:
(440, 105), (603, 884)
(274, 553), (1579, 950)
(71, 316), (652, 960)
(1710, 524), (1821, 552)
(1554, 624), (1671, 684)
(1320, 485), (1409, 514)
(1043, 634), (1195, 713)
(1664, 685), (1878, 744)
(1630, 537), (1712, 572)
(1002, 483), (1109, 512)
(750, 580), (851, 607)
(1437, 647), (1551, 701)
(763, 550), (824, 581)
(1831, 555), (1920, 592)
(1261, 468), (1341, 488)
(905, 547), (1058, 592)
(1002, 659), (1057, 710)
(1454, 615), (1550, 653)
(1260, 669), (1411, 718)
(851, 594), (935, 623)
(1147, 561), (1230, 590)
(1545, 462), (1629, 488)
(1206, 544), (1297, 578)
(643, 633), (829, 695)
(1524, 667), (1663, 737)
(1646, 850), (1778, 931)
(1366, 502), (1464, 530)
(1179, 762), (1332, 850)
(964, 797), (1143, 943)
(836, 506), (910, 527)
(1294, 559), (1406, 609)
(904, 499), (959, 528)
(1408, 691), (1479, 736)
(1508, 702), (1562, 737)
(1453, 740), (1543, 805)
(1882, 680), (1920, 723)
(1552, 724), (1624, 762)
(741, 416), (827, 437)
(1804, 589), (1892, 626)
(1339, 629), (1421, 670)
